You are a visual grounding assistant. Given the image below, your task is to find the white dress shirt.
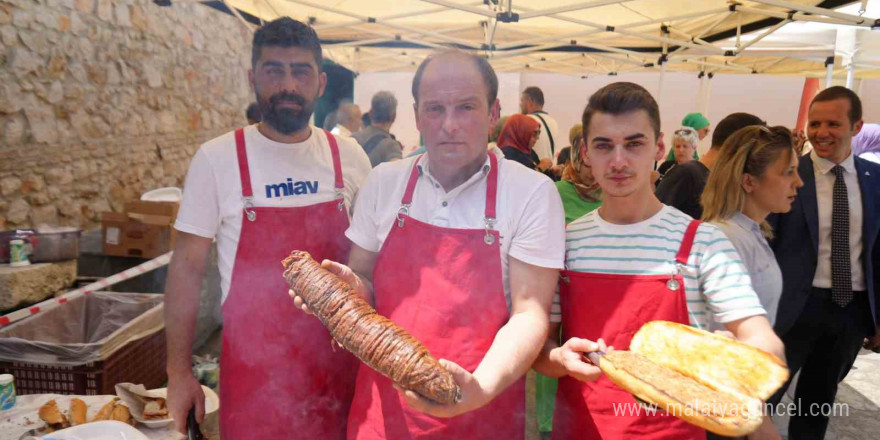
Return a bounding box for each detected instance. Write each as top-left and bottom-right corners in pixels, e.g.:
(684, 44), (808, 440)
(346, 148), (566, 308)
(811, 149), (865, 291)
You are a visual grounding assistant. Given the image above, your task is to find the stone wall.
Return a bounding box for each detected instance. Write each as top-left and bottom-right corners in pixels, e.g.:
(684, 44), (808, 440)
(0, 0), (253, 229)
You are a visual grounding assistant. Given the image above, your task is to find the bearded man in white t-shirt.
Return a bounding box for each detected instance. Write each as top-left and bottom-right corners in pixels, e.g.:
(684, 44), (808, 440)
(292, 50), (565, 440)
(164, 17), (372, 439)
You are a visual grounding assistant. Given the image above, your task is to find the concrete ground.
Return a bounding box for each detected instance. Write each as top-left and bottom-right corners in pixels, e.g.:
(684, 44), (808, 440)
(195, 330), (879, 440)
(773, 349), (880, 440)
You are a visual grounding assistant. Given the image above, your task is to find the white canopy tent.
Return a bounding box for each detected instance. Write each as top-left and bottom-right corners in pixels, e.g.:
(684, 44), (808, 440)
(197, 0), (880, 80)
(169, 0), (880, 150)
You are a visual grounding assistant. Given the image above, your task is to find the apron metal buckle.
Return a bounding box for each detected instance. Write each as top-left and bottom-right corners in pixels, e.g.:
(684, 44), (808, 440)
(243, 197), (256, 222)
(483, 217), (496, 245)
(335, 189), (345, 211)
(666, 263), (684, 291)
(396, 204), (410, 228)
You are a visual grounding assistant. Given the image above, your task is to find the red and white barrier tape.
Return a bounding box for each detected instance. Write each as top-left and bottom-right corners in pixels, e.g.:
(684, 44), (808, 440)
(0, 251), (173, 327)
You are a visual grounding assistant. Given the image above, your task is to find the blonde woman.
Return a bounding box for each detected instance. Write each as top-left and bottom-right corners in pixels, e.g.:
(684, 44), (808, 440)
(702, 126), (803, 328)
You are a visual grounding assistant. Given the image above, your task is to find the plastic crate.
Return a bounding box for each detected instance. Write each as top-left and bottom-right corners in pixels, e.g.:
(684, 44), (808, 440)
(0, 328), (167, 395)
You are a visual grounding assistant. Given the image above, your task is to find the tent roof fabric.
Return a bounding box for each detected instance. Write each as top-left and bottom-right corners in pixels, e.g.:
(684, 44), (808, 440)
(208, 0), (880, 78)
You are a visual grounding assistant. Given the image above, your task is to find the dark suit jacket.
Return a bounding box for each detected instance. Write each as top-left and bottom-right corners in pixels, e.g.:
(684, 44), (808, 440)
(770, 154), (880, 337)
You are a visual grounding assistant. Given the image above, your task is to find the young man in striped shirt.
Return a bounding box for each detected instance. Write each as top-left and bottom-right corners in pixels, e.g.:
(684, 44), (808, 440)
(533, 82), (784, 440)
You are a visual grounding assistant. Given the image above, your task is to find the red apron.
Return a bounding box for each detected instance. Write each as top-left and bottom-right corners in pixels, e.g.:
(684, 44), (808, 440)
(347, 153), (525, 440)
(553, 219), (706, 440)
(219, 128), (358, 439)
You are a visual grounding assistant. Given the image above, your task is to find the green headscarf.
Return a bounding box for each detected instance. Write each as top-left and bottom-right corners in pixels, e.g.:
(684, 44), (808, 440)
(682, 112), (710, 130)
(664, 113), (707, 162)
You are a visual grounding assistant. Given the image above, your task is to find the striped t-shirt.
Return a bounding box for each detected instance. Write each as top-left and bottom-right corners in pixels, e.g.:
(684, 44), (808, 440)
(551, 205), (766, 330)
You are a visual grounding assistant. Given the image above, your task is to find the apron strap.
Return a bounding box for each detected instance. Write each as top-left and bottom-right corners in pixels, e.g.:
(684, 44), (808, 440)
(235, 128), (253, 198)
(401, 155), (423, 207)
(485, 152), (498, 220)
(323, 130), (345, 191)
(675, 220), (702, 265)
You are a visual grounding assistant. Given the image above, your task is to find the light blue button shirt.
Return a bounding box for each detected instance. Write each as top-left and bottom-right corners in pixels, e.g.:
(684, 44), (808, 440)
(715, 212), (783, 327)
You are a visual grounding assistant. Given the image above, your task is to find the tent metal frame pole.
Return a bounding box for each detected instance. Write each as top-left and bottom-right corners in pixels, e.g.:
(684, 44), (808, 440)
(704, 75), (712, 117)
(750, 0), (873, 25)
(532, 14), (728, 54)
(315, 1), (486, 32)
(490, 40), (650, 64)
(669, 11), (733, 56)
(517, 0), (635, 20)
(846, 63), (855, 89)
(435, 0), (729, 55)
(282, 0), (483, 48)
(736, 12), (742, 49)
(489, 42), (574, 59)
(531, 55), (608, 73)
(494, 7), (729, 51)
(734, 5), (876, 27)
(735, 19), (791, 53)
(665, 25), (716, 48)
(494, 28), (606, 50)
(669, 58), (753, 72)
(328, 27), (452, 50)
(589, 52), (650, 68)
(417, 0), (498, 18)
(826, 58), (835, 87)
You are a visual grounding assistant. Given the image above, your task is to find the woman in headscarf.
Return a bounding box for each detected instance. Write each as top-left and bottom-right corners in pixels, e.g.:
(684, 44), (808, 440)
(555, 124), (602, 224)
(655, 126), (699, 186)
(498, 114), (554, 175)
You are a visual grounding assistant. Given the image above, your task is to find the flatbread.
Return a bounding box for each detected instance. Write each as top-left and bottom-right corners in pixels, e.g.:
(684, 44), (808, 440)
(595, 321), (788, 436)
(599, 351), (763, 436)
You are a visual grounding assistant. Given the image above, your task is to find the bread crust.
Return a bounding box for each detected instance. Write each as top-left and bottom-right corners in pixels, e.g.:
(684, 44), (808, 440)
(110, 404), (134, 426)
(92, 398), (118, 422)
(630, 321), (788, 400)
(69, 398), (87, 426)
(599, 351), (763, 436)
(596, 321), (788, 436)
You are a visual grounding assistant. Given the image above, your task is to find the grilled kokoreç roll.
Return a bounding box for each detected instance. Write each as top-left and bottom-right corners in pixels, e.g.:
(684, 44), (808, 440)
(283, 250), (461, 404)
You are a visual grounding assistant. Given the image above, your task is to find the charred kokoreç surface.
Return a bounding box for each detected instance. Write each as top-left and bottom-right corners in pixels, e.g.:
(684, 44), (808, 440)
(282, 250), (461, 404)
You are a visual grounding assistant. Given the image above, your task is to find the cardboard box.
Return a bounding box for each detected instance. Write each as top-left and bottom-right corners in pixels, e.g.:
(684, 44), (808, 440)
(101, 201), (179, 259)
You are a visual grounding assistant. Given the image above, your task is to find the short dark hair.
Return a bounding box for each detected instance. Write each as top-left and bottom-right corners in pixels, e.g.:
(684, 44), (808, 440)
(811, 86), (862, 124)
(370, 91), (397, 124)
(522, 86), (544, 106)
(711, 112), (765, 149)
(582, 82), (660, 142)
(246, 102), (261, 123)
(252, 17), (322, 69)
(412, 50), (498, 106)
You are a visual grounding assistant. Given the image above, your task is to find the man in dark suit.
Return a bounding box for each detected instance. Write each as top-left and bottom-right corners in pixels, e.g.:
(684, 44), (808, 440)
(770, 86), (880, 439)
